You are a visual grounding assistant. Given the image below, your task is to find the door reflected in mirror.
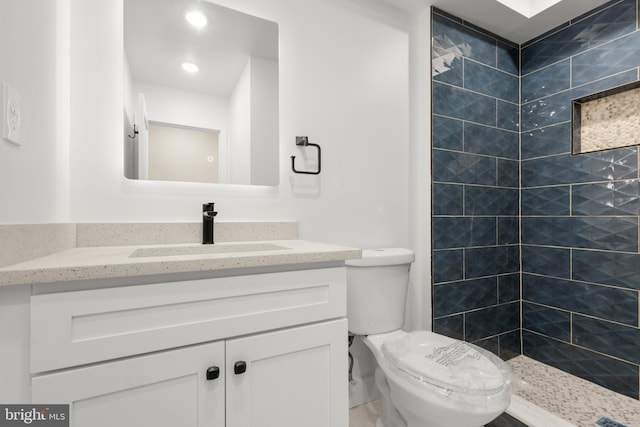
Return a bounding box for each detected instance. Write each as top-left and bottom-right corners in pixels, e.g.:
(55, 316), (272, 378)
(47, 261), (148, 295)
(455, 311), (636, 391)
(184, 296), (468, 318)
(123, 0), (279, 186)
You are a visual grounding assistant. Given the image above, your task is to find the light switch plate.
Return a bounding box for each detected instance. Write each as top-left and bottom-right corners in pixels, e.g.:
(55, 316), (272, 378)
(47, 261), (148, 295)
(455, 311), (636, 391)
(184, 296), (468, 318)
(2, 82), (22, 146)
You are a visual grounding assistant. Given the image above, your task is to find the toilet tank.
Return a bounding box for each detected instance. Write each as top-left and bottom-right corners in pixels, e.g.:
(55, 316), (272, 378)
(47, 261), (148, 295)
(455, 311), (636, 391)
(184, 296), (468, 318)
(345, 248), (415, 335)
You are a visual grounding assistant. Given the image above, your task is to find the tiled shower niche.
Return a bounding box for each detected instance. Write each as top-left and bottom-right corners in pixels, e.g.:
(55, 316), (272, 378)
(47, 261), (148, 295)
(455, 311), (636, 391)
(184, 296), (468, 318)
(431, 0), (640, 400)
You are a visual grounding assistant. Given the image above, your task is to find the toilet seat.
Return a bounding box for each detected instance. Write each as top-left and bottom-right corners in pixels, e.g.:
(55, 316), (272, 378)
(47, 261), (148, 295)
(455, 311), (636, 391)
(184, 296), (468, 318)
(370, 331), (510, 396)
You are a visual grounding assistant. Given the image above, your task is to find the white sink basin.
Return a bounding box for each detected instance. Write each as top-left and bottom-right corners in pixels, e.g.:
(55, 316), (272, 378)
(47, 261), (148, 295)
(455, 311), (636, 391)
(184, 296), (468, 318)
(129, 243), (289, 258)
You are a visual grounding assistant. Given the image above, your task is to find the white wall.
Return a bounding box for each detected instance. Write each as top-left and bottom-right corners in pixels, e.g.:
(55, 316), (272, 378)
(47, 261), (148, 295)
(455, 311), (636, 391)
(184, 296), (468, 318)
(67, 0), (412, 250)
(0, 0), (69, 224)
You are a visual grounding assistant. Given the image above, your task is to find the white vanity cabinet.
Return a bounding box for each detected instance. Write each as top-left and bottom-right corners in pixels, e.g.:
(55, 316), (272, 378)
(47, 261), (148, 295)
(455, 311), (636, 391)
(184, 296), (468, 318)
(29, 267), (348, 427)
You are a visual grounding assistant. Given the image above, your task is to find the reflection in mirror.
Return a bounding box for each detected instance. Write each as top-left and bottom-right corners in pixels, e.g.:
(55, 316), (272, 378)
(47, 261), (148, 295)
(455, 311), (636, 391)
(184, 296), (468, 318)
(123, 0), (279, 185)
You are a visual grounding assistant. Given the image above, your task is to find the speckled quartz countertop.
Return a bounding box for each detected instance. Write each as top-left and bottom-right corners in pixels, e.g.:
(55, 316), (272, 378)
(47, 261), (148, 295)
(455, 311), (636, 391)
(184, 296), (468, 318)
(0, 240), (361, 287)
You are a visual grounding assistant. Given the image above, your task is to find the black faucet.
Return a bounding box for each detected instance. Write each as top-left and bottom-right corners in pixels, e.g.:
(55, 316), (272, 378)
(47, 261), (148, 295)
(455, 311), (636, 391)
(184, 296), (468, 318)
(202, 203), (218, 244)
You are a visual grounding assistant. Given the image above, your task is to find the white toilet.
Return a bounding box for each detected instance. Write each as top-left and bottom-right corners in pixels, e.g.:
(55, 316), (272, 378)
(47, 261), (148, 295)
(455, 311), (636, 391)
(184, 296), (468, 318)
(346, 248), (511, 427)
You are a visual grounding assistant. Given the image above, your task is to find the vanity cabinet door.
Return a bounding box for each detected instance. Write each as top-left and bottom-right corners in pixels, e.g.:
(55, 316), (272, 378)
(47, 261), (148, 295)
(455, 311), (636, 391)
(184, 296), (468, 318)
(32, 341), (225, 427)
(226, 319), (348, 427)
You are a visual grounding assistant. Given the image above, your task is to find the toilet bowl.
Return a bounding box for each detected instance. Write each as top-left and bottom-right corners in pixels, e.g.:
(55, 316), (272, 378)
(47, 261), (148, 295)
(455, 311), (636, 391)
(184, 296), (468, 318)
(346, 249), (511, 427)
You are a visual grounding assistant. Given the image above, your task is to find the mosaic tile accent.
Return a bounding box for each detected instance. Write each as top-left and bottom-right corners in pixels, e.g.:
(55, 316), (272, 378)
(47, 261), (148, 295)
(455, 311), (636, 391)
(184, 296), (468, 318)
(575, 84), (640, 154)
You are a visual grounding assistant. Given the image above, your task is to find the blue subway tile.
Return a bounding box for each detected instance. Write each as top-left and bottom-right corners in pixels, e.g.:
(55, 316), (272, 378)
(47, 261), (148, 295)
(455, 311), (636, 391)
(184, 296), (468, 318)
(465, 187), (518, 216)
(573, 249), (640, 291)
(521, 91), (571, 131)
(433, 314), (464, 340)
(497, 41), (519, 75)
(498, 217), (519, 245)
(522, 302), (571, 342)
(433, 249), (464, 283)
(433, 83), (497, 126)
(497, 101), (519, 131)
(499, 330), (521, 360)
(573, 315), (640, 365)
(497, 159), (519, 188)
(465, 246), (519, 278)
(521, 0), (637, 75)
(432, 13), (497, 68)
(433, 217), (496, 249)
(521, 148), (638, 187)
(521, 70), (637, 132)
(521, 217), (638, 251)
(572, 31), (640, 87)
(433, 183), (463, 215)
(464, 123), (519, 159)
(498, 273), (520, 303)
(433, 56), (463, 86)
(521, 60), (571, 103)
(466, 302), (520, 341)
(522, 245), (571, 279)
(433, 116), (463, 151)
(522, 274), (638, 325)
(433, 149), (497, 185)
(573, 180), (640, 216)
(464, 60), (519, 103)
(521, 186), (571, 216)
(523, 331), (639, 399)
(433, 277), (498, 317)
(521, 122), (571, 159)
(473, 336), (500, 356)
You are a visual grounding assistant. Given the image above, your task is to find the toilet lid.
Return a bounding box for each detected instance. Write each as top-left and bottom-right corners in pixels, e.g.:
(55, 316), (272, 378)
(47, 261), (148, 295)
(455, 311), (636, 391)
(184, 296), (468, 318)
(381, 331), (509, 395)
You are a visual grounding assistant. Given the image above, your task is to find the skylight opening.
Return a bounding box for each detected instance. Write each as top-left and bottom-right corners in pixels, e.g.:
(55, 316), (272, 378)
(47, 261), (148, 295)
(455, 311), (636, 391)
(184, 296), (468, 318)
(496, 0), (564, 18)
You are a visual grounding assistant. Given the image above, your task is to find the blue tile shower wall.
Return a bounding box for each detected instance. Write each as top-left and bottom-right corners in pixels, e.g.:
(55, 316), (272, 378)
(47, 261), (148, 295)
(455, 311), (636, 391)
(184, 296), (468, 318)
(431, 9), (520, 360)
(432, 0), (640, 399)
(520, 0), (640, 399)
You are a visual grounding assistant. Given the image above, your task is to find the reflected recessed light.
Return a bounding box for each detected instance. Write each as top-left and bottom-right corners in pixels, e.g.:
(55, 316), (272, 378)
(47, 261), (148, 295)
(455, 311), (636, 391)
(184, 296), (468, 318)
(182, 62), (199, 73)
(185, 10), (208, 28)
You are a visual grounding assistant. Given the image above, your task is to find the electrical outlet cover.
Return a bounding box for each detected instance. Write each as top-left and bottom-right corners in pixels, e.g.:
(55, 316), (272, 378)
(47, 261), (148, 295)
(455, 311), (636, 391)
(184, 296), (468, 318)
(2, 82), (22, 146)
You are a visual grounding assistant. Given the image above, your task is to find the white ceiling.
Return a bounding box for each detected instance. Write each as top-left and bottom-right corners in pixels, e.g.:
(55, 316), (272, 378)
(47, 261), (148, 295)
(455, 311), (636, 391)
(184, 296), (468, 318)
(124, 0), (278, 98)
(384, 0), (612, 44)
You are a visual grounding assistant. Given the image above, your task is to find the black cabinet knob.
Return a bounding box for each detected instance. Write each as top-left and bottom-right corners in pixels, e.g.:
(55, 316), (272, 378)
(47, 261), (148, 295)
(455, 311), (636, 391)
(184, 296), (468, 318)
(206, 366), (220, 381)
(234, 361), (247, 375)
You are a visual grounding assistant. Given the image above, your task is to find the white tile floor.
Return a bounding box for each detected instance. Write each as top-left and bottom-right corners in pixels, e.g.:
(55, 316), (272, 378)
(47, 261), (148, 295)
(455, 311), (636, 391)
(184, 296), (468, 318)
(349, 356), (640, 427)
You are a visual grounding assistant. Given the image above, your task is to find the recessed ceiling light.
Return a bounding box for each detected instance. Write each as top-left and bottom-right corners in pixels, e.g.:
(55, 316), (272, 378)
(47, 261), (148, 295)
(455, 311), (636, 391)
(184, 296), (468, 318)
(182, 62), (199, 73)
(185, 10), (208, 28)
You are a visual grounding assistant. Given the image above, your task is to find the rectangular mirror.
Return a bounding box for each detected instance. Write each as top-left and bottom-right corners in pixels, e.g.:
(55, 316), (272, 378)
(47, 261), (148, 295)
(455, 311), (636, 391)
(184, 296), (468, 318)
(123, 0), (279, 186)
